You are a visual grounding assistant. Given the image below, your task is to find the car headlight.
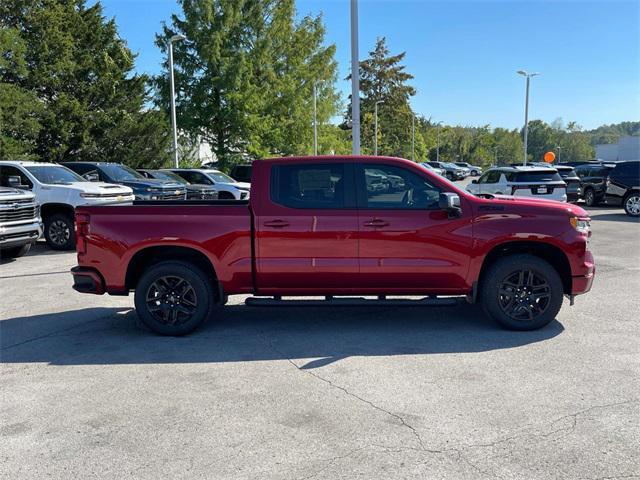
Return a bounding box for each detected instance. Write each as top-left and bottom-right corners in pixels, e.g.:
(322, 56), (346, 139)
(80, 193), (101, 198)
(570, 217), (590, 235)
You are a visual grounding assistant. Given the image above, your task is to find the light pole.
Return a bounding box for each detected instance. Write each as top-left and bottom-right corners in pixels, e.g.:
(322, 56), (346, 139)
(436, 122), (442, 162)
(556, 145), (561, 163)
(312, 82), (318, 156)
(350, 0), (360, 155)
(374, 100), (383, 156)
(411, 114), (415, 161)
(517, 70), (539, 166)
(494, 145), (499, 166)
(169, 34), (186, 168)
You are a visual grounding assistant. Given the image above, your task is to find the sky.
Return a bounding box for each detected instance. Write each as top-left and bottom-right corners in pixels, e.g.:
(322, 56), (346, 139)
(99, 0), (640, 130)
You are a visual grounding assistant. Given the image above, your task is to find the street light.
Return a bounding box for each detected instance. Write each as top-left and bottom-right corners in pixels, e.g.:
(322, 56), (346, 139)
(556, 145), (561, 163)
(374, 100), (384, 156)
(350, 0), (360, 155)
(435, 122), (442, 162)
(169, 34), (186, 168)
(411, 114), (415, 161)
(312, 82), (318, 156)
(517, 70), (540, 166)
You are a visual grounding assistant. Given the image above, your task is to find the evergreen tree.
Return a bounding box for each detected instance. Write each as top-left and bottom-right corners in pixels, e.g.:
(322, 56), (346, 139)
(0, 0), (171, 165)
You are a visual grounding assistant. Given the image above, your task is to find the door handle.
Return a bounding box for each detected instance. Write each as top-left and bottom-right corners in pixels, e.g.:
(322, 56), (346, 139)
(363, 219), (389, 228)
(264, 219), (289, 228)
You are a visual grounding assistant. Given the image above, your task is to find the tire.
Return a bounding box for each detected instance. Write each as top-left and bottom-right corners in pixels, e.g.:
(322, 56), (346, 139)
(134, 260), (216, 336)
(446, 172), (454, 180)
(583, 188), (597, 207)
(0, 243), (31, 259)
(44, 213), (76, 250)
(480, 254), (563, 331)
(623, 192), (640, 217)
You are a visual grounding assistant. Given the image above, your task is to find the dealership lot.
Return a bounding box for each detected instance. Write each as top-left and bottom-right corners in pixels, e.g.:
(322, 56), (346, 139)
(1, 203), (639, 479)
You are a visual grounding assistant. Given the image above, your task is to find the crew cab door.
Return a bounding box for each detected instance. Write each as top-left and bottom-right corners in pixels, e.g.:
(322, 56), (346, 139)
(356, 163), (473, 291)
(253, 161), (359, 292)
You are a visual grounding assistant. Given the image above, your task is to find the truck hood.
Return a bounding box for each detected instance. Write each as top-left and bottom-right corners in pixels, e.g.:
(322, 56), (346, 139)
(485, 194), (588, 217)
(118, 180), (185, 191)
(0, 187), (35, 199)
(218, 181), (250, 190)
(49, 182), (133, 195)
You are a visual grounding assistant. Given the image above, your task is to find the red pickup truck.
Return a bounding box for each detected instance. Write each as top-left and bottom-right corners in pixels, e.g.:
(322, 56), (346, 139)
(71, 156), (594, 335)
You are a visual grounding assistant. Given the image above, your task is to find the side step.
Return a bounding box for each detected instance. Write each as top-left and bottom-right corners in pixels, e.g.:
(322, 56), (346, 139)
(244, 296), (460, 307)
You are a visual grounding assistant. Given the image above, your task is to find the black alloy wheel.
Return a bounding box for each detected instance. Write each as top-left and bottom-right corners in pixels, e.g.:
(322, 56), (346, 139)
(497, 269), (551, 321)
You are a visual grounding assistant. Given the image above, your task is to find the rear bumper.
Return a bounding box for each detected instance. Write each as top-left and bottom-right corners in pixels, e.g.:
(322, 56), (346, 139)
(71, 266), (105, 295)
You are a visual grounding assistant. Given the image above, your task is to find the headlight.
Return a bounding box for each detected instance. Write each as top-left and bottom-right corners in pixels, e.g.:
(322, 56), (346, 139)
(80, 193), (101, 198)
(570, 217), (590, 235)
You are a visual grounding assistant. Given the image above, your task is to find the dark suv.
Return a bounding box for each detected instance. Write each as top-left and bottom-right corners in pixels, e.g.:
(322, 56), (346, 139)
(606, 161), (640, 217)
(554, 166), (581, 203)
(574, 163), (615, 206)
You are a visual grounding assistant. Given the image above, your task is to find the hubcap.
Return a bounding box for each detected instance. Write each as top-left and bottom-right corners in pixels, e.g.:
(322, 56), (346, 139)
(498, 269), (551, 322)
(146, 275), (198, 326)
(49, 220), (70, 245)
(626, 195), (640, 215)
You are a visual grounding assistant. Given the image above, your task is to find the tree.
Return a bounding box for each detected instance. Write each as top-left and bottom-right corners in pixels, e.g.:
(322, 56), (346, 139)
(0, 0), (171, 164)
(346, 37), (417, 158)
(154, 0), (341, 168)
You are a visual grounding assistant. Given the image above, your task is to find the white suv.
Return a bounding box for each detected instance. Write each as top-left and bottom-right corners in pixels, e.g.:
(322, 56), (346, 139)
(167, 168), (250, 200)
(0, 161), (134, 250)
(466, 166), (567, 202)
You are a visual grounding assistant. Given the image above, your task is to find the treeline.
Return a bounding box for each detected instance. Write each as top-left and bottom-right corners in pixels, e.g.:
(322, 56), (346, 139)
(1, 0), (637, 169)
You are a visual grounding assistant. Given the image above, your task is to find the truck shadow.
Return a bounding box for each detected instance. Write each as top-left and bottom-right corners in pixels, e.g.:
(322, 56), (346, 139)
(0, 304), (564, 368)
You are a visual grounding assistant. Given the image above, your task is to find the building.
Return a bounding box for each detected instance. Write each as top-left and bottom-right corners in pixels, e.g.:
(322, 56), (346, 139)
(596, 136), (640, 161)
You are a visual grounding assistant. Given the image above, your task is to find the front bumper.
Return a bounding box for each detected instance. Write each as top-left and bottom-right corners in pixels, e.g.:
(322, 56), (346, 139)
(71, 266), (105, 295)
(0, 221), (42, 248)
(571, 249), (595, 295)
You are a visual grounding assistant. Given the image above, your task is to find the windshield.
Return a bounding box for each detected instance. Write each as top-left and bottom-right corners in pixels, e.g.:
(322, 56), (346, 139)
(150, 171), (187, 184)
(100, 164), (145, 181)
(208, 171), (236, 183)
(26, 165), (85, 184)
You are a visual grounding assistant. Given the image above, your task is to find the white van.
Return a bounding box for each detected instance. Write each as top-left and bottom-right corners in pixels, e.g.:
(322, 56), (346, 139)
(0, 161), (134, 250)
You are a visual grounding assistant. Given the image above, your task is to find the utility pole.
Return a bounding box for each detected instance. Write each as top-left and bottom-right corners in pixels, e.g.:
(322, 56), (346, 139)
(374, 100), (383, 156)
(517, 70), (540, 166)
(350, 0), (360, 155)
(312, 82), (318, 156)
(169, 34), (186, 168)
(411, 114), (415, 161)
(436, 123), (442, 162)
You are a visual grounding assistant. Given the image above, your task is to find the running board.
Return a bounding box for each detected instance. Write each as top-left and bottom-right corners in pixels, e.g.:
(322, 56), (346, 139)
(244, 296), (460, 307)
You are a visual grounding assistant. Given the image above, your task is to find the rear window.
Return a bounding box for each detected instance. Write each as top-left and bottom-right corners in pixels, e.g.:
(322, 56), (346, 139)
(271, 163), (345, 209)
(511, 171), (563, 183)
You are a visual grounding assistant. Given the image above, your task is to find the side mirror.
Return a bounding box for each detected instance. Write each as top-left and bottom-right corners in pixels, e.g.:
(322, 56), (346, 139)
(84, 173), (99, 182)
(439, 192), (462, 217)
(7, 175), (22, 188)
(471, 179), (478, 184)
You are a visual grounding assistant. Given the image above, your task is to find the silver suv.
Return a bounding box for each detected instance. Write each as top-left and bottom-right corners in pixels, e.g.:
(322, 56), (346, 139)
(0, 186), (42, 259)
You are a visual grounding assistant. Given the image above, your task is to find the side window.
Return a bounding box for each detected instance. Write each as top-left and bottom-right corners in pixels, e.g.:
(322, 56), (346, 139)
(484, 171), (501, 184)
(271, 163), (345, 209)
(0, 166), (33, 189)
(361, 164), (440, 210)
(477, 172), (490, 183)
(191, 172), (212, 184)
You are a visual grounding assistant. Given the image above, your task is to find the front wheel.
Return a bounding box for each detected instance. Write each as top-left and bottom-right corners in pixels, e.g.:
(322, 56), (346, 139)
(134, 261), (216, 336)
(44, 213), (75, 250)
(0, 243), (31, 259)
(583, 188), (597, 207)
(480, 254), (563, 331)
(623, 192), (640, 217)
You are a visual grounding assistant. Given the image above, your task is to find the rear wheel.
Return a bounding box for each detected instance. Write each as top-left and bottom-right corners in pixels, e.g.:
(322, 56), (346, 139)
(44, 213), (75, 250)
(134, 261), (216, 336)
(0, 243), (31, 259)
(583, 188), (597, 207)
(623, 192), (640, 217)
(480, 254), (563, 331)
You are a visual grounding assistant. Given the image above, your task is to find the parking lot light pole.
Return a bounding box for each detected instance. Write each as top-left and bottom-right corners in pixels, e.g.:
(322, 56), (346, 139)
(436, 122), (442, 162)
(374, 100), (383, 156)
(517, 70), (539, 166)
(313, 82), (318, 156)
(350, 0), (360, 155)
(411, 114), (415, 161)
(556, 145), (561, 163)
(169, 34), (186, 168)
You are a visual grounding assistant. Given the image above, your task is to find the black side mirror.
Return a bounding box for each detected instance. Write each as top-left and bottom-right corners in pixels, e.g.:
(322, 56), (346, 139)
(439, 192), (462, 218)
(471, 179), (478, 184)
(7, 175), (22, 188)
(84, 173), (99, 182)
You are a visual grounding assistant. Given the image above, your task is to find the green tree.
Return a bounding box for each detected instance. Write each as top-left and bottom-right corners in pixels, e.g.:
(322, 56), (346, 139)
(154, 0), (341, 168)
(0, 0), (171, 165)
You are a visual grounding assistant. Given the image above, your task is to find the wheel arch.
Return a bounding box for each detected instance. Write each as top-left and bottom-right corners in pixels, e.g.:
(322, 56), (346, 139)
(40, 203), (74, 220)
(477, 241), (572, 295)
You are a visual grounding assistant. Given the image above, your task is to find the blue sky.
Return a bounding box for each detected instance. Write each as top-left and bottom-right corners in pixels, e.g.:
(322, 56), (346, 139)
(100, 0), (639, 130)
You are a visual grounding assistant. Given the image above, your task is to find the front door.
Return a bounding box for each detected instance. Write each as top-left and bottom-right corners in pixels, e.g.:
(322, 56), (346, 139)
(254, 161), (360, 293)
(356, 163), (473, 292)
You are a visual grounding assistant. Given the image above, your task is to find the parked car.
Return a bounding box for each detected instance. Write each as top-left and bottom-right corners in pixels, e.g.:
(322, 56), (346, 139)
(167, 168), (250, 200)
(427, 161), (466, 180)
(63, 162), (187, 202)
(454, 162), (482, 176)
(554, 166), (581, 203)
(574, 163), (615, 206)
(418, 162), (445, 176)
(137, 169), (218, 200)
(0, 186), (42, 259)
(605, 161), (640, 217)
(229, 164), (252, 183)
(0, 161), (133, 250)
(72, 155), (594, 336)
(466, 166), (567, 202)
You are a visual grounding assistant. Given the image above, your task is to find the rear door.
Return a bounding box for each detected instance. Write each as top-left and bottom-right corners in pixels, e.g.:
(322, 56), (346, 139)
(254, 161), (360, 292)
(356, 163), (472, 291)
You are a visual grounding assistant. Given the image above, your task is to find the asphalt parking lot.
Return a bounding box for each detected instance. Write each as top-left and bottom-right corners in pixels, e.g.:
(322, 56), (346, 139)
(1, 195), (639, 479)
